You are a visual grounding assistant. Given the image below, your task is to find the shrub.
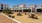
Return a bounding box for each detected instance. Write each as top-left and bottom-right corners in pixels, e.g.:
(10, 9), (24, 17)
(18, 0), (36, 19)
(3, 10), (13, 14)
(9, 15), (11, 17)
(17, 13), (22, 16)
(12, 16), (15, 18)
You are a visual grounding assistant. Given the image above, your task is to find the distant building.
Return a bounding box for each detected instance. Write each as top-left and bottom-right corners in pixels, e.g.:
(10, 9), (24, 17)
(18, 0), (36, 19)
(0, 3), (9, 10)
(10, 7), (13, 10)
(29, 4), (37, 12)
(35, 7), (42, 12)
(19, 4), (26, 8)
(12, 4), (42, 12)
(13, 4), (31, 12)
(13, 4), (26, 11)
(29, 4), (37, 8)
(13, 4), (26, 9)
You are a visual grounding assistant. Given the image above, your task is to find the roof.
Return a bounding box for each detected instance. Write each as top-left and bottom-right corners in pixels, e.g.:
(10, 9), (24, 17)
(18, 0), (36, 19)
(36, 7), (42, 9)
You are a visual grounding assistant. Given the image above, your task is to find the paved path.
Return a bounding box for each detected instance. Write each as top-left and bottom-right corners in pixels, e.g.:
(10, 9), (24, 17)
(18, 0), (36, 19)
(0, 14), (16, 23)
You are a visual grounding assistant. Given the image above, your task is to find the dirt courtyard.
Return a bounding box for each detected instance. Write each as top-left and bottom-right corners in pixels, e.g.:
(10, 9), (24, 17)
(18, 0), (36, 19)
(13, 12), (42, 23)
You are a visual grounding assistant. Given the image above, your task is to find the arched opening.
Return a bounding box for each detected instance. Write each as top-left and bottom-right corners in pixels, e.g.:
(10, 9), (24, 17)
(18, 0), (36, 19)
(23, 9), (31, 12)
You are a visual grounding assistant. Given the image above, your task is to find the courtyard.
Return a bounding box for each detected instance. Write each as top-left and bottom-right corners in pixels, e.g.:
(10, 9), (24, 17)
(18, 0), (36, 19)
(12, 12), (42, 23)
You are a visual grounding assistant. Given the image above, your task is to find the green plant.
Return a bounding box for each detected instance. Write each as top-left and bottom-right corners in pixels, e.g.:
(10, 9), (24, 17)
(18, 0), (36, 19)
(3, 10), (13, 14)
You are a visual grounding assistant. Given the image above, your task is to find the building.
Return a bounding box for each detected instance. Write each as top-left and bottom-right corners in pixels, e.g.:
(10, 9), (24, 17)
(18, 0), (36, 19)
(29, 4), (37, 12)
(13, 4), (26, 10)
(13, 4), (29, 12)
(35, 7), (42, 12)
(19, 4), (26, 8)
(13, 4), (39, 12)
(13, 4), (31, 12)
(0, 3), (9, 10)
(29, 4), (37, 8)
(12, 4), (42, 13)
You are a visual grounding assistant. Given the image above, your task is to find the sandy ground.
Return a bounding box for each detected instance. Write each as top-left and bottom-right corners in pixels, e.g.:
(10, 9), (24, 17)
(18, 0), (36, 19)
(0, 14), (16, 23)
(13, 12), (42, 23)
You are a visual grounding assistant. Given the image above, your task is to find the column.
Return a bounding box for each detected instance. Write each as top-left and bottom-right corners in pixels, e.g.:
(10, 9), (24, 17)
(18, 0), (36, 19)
(35, 8), (36, 12)
(22, 7), (23, 12)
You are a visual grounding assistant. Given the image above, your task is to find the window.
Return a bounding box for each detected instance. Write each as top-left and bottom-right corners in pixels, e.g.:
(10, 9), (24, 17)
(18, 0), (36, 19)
(5, 5), (6, 6)
(23, 9), (31, 12)
(1, 4), (3, 9)
(1, 4), (3, 6)
(14, 10), (16, 12)
(17, 10), (18, 12)
(15, 10), (22, 12)
(7, 7), (8, 9)
(18, 10), (22, 12)
(1, 7), (3, 9)
(28, 9), (31, 12)
(37, 9), (42, 12)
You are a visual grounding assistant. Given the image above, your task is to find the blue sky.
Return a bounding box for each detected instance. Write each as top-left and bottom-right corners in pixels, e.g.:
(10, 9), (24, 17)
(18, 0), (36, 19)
(0, 0), (42, 7)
